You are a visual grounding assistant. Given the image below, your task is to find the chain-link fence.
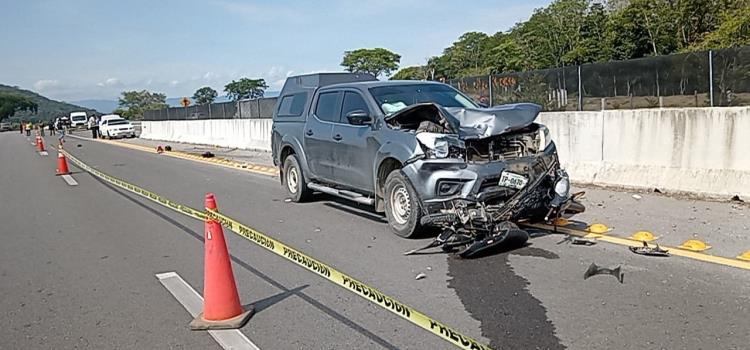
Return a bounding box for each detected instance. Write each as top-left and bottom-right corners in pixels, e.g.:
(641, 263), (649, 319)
(451, 46), (750, 111)
(143, 97), (278, 120)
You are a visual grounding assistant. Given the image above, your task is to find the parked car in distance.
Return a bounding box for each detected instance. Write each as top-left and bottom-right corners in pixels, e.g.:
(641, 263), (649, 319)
(100, 118), (135, 139)
(69, 112), (88, 128)
(99, 114), (122, 125)
(0, 122), (12, 132)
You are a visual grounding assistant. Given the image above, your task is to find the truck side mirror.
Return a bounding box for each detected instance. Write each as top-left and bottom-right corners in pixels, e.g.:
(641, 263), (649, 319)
(346, 110), (373, 125)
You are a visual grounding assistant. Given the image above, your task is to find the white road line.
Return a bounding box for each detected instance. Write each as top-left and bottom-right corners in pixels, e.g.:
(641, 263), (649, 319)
(155, 272), (261, 350)
(39, 151), (48, 156)
(61, 174), (78, 186)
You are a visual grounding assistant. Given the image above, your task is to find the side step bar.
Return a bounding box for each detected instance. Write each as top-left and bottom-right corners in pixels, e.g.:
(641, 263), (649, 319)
(308, 182), (375, 206)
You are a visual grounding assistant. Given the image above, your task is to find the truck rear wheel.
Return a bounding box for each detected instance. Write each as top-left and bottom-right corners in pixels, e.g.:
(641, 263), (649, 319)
(383, 170), (421, 238)
(283, 155), (312, 202)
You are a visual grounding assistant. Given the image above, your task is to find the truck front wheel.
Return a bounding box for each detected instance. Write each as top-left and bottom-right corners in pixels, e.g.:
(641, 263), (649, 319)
(383, 170), (422, 238)
(283, 155), (312, 202)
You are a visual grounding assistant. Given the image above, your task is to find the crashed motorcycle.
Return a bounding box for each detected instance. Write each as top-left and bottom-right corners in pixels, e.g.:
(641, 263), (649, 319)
(387, 103), (586, 258)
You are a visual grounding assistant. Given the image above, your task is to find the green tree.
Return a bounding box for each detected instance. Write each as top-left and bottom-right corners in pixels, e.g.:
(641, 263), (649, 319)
(391, 66), (428, 80)
(689, 4), (750, 50)
(443, 32), (492, 76)
(341, 48), (401, 78)
(0, 93), (38, 121)
(224, 78), (268, 101)
(117, 90), (168, 120)
(192, 86), (218, 105)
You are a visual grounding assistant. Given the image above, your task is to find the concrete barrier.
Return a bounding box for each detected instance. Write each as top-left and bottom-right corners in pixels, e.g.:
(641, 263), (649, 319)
(140, 107), (750, 198)
(540, 107), (750, 198)
(140, 119), (272, 151)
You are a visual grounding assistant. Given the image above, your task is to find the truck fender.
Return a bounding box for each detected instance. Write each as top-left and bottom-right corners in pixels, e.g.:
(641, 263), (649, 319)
(279, 135), (311, 184)
(372, 141), (421, 199)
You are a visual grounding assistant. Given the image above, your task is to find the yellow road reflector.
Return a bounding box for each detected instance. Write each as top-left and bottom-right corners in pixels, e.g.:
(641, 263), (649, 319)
(737, 251), (750, 261)
(587, 223), (610, 234)
(630, 231), (658, 242)
(678, 239), (711, 252)
(553, 218), (570, 226)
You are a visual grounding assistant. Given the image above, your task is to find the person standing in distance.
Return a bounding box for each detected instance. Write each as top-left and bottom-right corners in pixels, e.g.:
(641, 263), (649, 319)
(88, 114), (99, 139)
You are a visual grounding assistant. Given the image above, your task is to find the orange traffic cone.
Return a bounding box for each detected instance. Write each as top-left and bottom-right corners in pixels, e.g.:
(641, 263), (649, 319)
(190, 193), (254, 330)
(37, 137), (46, 152)
(56, 151), (70, 175)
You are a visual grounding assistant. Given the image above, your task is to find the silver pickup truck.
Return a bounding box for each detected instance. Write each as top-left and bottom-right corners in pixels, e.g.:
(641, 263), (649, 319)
(271, 73), (584, 257)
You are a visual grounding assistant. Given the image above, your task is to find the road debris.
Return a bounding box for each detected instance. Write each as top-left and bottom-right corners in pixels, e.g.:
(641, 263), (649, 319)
(629, 241), (669, 257)
(284, 198), (292, 203)
(557, 235), (597, 245)
(415, 273), (426, 280)
(632, 194), (643, 200)
(731, 195), (743, 202)
(583, 263), (624, 283)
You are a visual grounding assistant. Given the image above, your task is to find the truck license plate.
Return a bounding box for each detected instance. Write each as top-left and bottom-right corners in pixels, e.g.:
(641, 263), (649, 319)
(499, 171), (528, 190)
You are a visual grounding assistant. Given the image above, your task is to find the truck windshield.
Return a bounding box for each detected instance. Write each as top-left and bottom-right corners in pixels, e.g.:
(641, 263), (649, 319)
(369, 84), (477, 115)
(72, 115), (86, 121)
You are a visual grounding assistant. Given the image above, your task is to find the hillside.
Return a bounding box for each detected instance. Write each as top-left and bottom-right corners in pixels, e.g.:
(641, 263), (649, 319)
(0, 84), (97, 122)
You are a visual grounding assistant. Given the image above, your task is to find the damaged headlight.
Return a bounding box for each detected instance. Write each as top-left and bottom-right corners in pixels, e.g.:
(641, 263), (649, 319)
(536, 125), (552, 152)
(416, 133), (465, 159)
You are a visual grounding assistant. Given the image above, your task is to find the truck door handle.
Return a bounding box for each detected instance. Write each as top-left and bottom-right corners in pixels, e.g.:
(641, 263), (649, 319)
(305, 129), (314, 136)
(333, 134), (343, 141)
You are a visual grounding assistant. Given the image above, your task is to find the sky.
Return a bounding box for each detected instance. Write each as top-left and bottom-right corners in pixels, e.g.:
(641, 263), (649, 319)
(0, 0), (550, 102)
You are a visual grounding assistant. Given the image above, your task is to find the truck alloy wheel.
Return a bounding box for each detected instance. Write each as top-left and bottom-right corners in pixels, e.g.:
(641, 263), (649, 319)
(283, 155), (311, 202)
(383, 170), (421, 238)
(390, 185), (411, 225)
(287, 166), (299, 194)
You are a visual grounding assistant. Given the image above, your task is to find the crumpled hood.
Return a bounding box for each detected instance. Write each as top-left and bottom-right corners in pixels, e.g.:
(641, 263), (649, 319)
(444, 103), (542, 139)
(385, 102), (542, 139)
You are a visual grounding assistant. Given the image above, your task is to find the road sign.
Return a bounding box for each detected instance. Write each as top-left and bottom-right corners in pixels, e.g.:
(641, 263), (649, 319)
(181, 97), (191, 107)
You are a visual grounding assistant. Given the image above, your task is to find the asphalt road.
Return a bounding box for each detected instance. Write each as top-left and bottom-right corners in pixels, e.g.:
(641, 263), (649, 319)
(1, 131), (748, 350)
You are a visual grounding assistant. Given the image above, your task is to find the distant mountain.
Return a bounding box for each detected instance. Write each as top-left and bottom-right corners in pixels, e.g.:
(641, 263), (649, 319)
(70, 99), (119, 114)
(0, 84), (97, 122)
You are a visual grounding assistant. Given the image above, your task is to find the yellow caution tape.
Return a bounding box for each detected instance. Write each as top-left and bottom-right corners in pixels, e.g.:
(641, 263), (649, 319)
(61, 149), (492, 350)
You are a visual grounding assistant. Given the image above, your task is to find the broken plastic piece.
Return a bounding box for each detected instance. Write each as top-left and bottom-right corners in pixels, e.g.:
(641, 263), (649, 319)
(629, 241), (669, 257)
(557, 235), (596, 245)
(583, 263), (624, 283)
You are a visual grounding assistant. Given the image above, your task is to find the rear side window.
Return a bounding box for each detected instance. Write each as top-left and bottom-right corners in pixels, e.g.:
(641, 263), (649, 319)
(277, 93), (307, 117)
(314, 92), (340, 122)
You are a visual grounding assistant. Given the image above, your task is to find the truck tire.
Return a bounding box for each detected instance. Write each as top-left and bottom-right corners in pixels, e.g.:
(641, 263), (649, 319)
(283, 155), (312, 202)
(383, 170), (422, 238)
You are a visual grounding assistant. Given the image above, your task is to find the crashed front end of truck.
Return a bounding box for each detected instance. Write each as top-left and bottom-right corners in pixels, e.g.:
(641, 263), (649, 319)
(387, 103), (585, 258)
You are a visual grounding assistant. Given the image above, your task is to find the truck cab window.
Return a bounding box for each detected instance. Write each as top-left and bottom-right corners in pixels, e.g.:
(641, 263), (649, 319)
(341, 92), (369, 124)
(314, 92), (340, 122)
